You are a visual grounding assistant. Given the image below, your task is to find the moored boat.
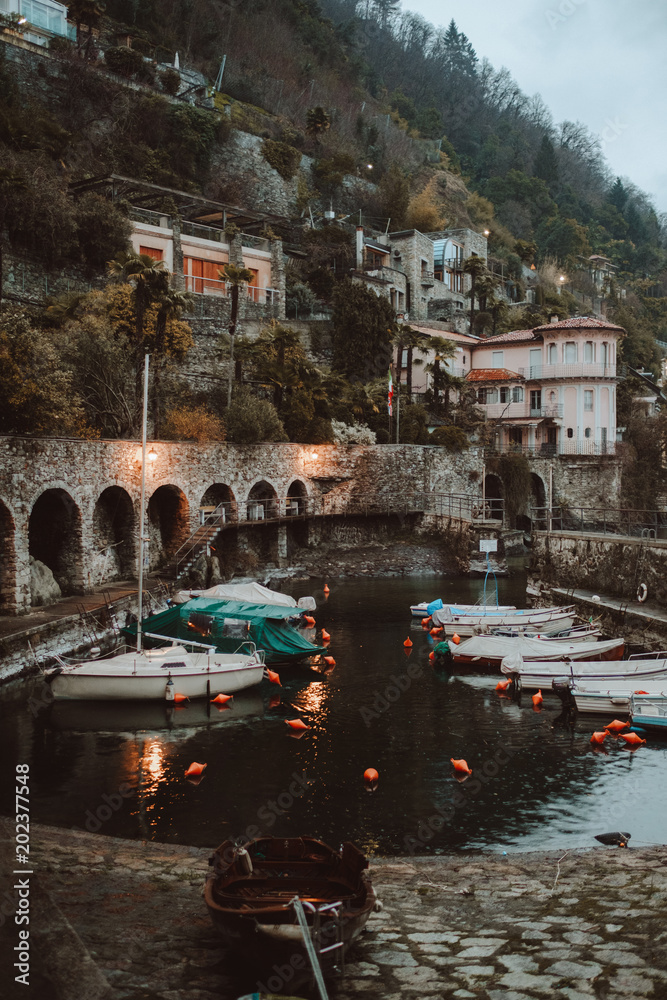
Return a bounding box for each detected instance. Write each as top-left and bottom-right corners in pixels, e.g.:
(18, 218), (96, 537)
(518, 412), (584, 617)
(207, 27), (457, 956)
(204, 837), (377, 980)
(503, 654), (667, 692)
(44, 640), (265, 701)
(410, 600), (515, 618)
(454, 633), (623, 670)
(171, 581), (316, 611)
(431, 605), (576, 637)
(631, 693), (667, 732)
(554, 676), (667, 714)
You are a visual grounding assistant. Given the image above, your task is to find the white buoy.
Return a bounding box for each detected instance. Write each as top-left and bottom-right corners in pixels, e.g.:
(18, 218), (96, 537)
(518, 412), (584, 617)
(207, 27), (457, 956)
(592, 595), (601, 603)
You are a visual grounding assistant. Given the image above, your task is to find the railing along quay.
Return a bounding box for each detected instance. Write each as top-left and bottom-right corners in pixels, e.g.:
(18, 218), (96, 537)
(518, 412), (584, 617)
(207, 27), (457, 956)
(531, 505), (667, 538)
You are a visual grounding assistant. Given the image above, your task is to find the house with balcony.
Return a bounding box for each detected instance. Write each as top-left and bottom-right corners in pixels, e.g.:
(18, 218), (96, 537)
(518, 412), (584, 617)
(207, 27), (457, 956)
(69, 175), (287, 318)
(0, 0), (74, 46)
(469, 316), (623, 456)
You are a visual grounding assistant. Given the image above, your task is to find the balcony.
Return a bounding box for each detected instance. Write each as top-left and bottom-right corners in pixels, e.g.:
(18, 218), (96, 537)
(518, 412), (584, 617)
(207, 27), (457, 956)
(487, 440), (615, 457)
(421, 270), (435, 286)
(519, 363), (617, 380)
(482, 402), (564, 420)
(184, 275), (280, 304)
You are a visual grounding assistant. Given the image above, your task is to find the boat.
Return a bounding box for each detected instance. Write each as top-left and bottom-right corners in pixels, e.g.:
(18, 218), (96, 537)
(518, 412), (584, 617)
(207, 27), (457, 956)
(453, 633), (623, 670)
(431, 605), (576, 637)
(631, 693), (667, 732)
(204, 837), (377, 981)
(171, 581), (316, 611)
(410, 600), (516, 618)
(501, 653), (667, 692)
(490, 624), (601, 641)
(44, 638), (266, 701)
(553, 674), (667, 714)
(124, 598), (327, 665)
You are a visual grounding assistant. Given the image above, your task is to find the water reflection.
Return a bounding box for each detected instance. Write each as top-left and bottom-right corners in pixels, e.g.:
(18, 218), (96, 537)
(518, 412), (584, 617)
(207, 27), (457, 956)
(0, 574), (666, 852)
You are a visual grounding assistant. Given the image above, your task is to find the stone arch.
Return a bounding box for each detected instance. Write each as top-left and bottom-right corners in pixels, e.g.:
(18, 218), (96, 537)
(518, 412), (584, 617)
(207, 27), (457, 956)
(29, 488), (83, 599)
(199, 483), (237, 523)
(92, 487), (136, 584)
(0, 497), (16, 612)
(147, 485), (190, 568)
(483, 475), (504, 521)
(286, 478), (309, 516)
(247, 479), (279, 521)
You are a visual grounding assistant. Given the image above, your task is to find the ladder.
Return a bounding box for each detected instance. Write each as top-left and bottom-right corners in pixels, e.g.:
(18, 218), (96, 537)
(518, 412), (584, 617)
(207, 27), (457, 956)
(291, 896), (346, 1000)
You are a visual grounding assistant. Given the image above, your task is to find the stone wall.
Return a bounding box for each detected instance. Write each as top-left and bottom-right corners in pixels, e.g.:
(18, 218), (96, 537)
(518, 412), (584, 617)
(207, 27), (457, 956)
(521, 455), (622, 512)
(530, 530), (667, 606)
(0, 437), (484, 615)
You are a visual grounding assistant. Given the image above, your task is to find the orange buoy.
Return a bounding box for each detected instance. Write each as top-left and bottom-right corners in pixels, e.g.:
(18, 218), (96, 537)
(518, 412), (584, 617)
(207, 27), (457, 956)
(321, 629), (331, 642)
(634, 690), (649, 695)
(604, 719), (630, 733)
(364, 768), (379, 783)
(532, 690), (543, 707)
(268, 694), (281, 709)
(421, 616), (432, 628)
(211, 693), (233, 705)
(303, 615), (316, 627)
(619, 732), (646, 746)
(266, 669), (281, 686)
(451, 633), (461, 645)
(590, 731), (608, 744)
(429, 627), (443, 636)
(323, 584), (330, 594)
(403, 637), (413, 647)
(429, 651), (435, 661)
(174, 693), (189, 703)
(185, 761), (207, 777)
(285, 719), (310, 731)
(324, 655), (336, 666)
(496, 679), (511, 692)
(450, 758), (472, 775)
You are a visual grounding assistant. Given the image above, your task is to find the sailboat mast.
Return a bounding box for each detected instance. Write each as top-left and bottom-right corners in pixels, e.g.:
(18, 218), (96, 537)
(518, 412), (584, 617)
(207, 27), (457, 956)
(137, 353), (150, 653)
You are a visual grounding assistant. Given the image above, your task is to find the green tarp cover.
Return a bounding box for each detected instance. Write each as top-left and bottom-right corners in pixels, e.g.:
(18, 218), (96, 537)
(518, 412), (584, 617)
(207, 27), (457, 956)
(124, 598), (326, 665)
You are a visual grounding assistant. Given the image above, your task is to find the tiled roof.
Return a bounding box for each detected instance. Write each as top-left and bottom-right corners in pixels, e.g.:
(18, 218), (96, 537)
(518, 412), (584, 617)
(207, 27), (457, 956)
(532, 316), (625, 333)
(466, 368), (522, 382)
(410, 325), (479, 344)
(479, 329), (537, 344)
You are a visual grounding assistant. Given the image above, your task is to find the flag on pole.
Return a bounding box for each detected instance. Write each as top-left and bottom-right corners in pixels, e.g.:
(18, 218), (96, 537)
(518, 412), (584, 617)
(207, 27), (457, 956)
(387, 368), (393, 415)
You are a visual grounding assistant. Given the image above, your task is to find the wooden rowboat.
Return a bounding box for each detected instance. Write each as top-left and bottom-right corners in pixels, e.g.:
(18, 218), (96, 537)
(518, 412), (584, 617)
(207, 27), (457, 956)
(204, 837), (377, 982)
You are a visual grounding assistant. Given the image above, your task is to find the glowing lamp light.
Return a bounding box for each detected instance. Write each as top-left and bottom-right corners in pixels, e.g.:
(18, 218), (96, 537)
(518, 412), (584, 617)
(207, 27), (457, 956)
(366, 163), (373, 170)
(559, 275), (566, 283)
(17, 16), (27, 24)
(483, 229), (490, 236)
(309, 450), (318, 460)
(148, 447), (158, 462)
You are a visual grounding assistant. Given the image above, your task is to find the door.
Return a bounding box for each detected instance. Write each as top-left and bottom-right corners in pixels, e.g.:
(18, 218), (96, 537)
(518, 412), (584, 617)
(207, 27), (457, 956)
(529, 348), (541, 378)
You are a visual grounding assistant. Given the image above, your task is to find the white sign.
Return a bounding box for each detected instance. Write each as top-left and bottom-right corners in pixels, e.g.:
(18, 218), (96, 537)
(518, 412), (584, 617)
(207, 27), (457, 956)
(479, 539), (498, 553)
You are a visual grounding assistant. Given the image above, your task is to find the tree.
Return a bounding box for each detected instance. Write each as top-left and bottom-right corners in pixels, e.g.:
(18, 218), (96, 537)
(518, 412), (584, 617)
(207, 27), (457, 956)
(405, 176), (446, 232)
(306, 107), (331, 141)
(331, 280), (397, 381)
(66, 0), (105, 56)
(424, 336), (459, 418)
(220, 262), (254, 405)
(463, 255), (487, 334)
(533, 135), (559, 190)
(152, 286), (194, 434)
(224, 387), (288, 444)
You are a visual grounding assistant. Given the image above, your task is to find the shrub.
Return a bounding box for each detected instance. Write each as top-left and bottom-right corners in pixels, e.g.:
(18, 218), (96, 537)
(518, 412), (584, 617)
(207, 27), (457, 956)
(162, 406), (225, 442)
(75, 194), (131, 269)
(104, 46), (144, 78)
(331, 419), (376, 445)
(376, 428), (390, 444)
(225, 390), (288, 444)
(430, 425), (470, 451)
(159, 68), (180, 96)
(262, 139), (302, 181)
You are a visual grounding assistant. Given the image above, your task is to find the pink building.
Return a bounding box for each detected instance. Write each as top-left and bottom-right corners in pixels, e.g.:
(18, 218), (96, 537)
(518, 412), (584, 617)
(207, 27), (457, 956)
(469, 317), (622, 456)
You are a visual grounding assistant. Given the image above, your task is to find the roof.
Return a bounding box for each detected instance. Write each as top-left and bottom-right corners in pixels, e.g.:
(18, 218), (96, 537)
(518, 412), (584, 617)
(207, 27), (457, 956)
(478, 329), (537, 344)
(532, 316), (625, 333)
(466, 368), (523, 382)
(410, 325), (479, 345)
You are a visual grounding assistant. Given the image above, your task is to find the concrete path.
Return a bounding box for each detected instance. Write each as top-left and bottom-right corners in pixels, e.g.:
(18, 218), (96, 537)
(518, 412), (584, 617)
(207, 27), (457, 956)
(1, 820), (666, 1000)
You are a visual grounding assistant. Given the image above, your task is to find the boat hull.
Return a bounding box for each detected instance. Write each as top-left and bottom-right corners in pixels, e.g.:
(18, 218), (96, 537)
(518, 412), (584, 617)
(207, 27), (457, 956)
(439, 612), (575, 637)
(457, 637), (623, 671)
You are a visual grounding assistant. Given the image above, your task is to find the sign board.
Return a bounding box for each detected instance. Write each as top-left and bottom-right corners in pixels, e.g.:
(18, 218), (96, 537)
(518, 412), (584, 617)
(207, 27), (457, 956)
(479, 539), (498, 553)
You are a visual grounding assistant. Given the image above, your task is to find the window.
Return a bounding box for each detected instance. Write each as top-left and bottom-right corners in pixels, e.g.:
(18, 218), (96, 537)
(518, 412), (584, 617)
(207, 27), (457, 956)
(139, 245), (163, 260)
(487, 389), (499, 404)
(601, 342), (609, 366)
(585, 427), (591, 438)
(500, 387), (509, 403)
(512, 386), (524, 403)
(548, 343), (557, 364)
(509, 427), (523, 445)
(565, 342), (577, 363)
(584, 341), (595, 362)
(584, 390), (594, 411)
(530, 390), (542, 412)
(401, 349), (408, 367)
(492, 351), (504, 368)
(477, 388), (487, 404)
(567, 428), (574, 438)
(549, 391), (556, 403)
(462, 356), (466, 364)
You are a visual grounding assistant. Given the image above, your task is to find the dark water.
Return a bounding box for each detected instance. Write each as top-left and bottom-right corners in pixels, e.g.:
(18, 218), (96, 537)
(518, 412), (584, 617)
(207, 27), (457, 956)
(1, 571), (666, 855)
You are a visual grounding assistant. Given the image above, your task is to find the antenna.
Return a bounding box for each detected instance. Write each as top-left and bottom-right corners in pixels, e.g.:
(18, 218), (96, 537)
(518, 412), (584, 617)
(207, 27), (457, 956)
(214, 54), (227, 92)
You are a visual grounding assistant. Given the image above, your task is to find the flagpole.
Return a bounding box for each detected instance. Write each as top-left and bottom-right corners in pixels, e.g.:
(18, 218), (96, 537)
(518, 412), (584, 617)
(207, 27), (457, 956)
(137, 353), (150, 654)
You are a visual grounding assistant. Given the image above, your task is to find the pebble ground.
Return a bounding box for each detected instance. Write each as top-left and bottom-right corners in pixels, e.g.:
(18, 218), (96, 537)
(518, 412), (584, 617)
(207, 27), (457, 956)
(1, 820), (665, 1000)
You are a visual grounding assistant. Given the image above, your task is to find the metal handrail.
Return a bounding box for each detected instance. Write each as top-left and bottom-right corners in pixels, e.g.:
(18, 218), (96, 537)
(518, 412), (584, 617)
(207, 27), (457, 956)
(531, 504), (667, 537)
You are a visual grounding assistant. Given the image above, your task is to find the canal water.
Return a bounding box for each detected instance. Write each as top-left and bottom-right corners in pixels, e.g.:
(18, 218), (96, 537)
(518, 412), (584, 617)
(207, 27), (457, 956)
(1, 571), (666, 855)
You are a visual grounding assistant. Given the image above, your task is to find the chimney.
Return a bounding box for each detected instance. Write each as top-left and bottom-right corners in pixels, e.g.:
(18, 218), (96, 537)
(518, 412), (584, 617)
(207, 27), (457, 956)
(550, 315), (559, 324)
(356, 226), (364, 270)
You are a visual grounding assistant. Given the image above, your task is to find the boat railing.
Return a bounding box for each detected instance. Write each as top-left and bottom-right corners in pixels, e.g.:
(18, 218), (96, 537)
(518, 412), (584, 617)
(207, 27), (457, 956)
(628, 649), (667, 660)
(142, 631), (217, 651)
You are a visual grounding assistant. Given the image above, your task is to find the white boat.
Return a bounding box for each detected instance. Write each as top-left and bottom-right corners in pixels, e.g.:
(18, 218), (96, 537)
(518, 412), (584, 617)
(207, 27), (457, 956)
(45, 639), (266, 701)
(502, 654), (667, 692)
(431, 605), (575, 637)
(491, 624), (601, 642)
(558, 675), (667, 714)
(454, 634), (623, 670)
(631, 693), (667, 732)
(410, 601), (515, 618)
(172, 582), (316, 611)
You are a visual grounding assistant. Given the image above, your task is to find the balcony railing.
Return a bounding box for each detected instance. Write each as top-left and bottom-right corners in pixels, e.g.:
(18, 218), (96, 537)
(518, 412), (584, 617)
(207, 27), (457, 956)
(480, 403), (564, 419)
(487, 440), (615, 457)
(181, 221), (226, 243)
(519, 363), (617, 380)
(130, 207), (171, 228)
(531, 505), (667, 539)
(184, 275), (280, 304)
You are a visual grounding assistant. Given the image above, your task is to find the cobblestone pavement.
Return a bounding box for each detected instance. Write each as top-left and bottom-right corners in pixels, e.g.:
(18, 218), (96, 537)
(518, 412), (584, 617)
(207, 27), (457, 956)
(1, 821), (666, 1000)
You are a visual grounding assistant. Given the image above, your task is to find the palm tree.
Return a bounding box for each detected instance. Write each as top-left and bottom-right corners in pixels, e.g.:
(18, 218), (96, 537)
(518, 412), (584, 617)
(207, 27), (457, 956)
(463, 255), (487, 335)
(425, 336), (459, 419)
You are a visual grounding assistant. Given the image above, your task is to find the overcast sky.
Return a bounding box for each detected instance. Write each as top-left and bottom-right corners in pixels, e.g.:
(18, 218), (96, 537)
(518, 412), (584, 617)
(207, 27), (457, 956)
(404, 0), (667, 214)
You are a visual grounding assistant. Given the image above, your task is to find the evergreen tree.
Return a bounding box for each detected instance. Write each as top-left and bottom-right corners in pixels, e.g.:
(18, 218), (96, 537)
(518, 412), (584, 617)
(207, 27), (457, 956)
(331, 280), (397, 381)
(533, 135), (559, 190)
(608, 177), (628, 213)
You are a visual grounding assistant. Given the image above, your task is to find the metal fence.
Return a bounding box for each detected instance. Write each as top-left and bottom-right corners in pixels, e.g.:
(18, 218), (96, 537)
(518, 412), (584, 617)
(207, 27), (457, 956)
(531, 505), (667, 538)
